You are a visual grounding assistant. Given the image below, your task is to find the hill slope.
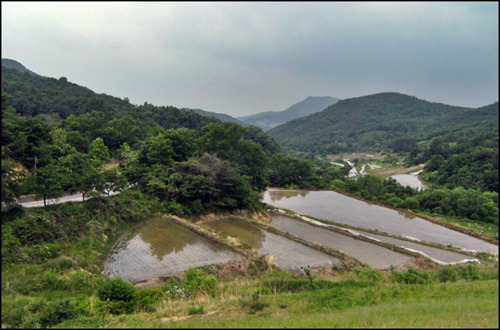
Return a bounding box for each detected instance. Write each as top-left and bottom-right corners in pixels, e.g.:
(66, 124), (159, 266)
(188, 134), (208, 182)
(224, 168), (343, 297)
(238, 96), (339, 131)
(184, 108), (247, 125)
(1, 58), (38, 75)
(267, 92), (498, 155)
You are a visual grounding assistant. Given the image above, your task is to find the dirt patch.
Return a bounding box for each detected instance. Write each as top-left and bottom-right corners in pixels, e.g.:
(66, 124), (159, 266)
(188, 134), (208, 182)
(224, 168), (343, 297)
(370, 164), (425, 178)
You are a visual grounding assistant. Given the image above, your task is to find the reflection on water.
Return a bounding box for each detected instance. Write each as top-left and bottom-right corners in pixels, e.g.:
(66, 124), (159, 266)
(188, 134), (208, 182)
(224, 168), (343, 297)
(398, 211), (416, 220)
(268, 190), (309, 202)
(205, 218), (265, 250)
(263, 188), (498, 254)
(138, 218), (205, 261)
(105, 218), (241, 282)
(204, 218), (341, 270)
(270, 214), (413, 269)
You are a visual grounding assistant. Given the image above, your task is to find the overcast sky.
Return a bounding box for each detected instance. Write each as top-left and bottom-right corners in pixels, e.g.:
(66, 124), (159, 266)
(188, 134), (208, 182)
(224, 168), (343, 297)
(2, 2), (498, 117)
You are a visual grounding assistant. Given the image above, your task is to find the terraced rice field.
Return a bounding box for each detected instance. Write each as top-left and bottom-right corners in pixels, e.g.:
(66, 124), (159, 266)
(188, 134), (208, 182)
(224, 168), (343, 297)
(103, 217), (242, 283)
(203, 218), (342, 270)
(270, 215), (413, 269)
(264, 188), (498, 254)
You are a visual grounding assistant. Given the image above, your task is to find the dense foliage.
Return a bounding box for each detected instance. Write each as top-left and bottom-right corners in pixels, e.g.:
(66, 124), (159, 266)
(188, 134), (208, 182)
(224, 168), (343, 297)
(1, 66), (279, 214)
(268, 92), (498, 155)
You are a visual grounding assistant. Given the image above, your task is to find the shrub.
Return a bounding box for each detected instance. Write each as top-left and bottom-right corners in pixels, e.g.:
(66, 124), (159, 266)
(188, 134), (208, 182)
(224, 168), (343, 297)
(391, 268), (430, 284)
(355, 266), (382, 282)
(184, 268), (219, 297)
(186, 305), (205, 315)
(38, 298), (75, 327)
(457, 263), (481, 281)
(248, 292), (269, 315)
(437, 267), (457, 283)
(25, 242), (61, 264)
(135, 289), (162, 313)
(97, 277), (137, 314)
(1, 298), (30, 328)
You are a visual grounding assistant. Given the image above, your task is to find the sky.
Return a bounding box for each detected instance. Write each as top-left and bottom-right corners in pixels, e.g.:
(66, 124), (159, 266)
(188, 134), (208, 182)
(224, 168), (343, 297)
(1, 2), (498, 117)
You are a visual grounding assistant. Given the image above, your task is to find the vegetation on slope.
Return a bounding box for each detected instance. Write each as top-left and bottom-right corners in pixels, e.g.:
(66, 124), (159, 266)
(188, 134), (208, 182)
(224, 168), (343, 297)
(268, 92), (498, 155)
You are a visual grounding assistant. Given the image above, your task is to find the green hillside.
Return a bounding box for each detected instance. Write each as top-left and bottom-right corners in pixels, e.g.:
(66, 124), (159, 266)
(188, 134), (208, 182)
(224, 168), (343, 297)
(1, 58), (38, 75)
(268, 92), (498, 155)
(185, 107), (247, 126)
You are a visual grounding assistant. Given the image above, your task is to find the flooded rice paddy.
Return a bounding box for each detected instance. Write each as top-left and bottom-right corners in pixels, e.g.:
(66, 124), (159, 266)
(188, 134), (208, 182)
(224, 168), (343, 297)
(271, 215), (477, 266)
(203, 218), (341, 270)
(270, 215), (413, 269)
(389, 174), (426, 190)
(104, 218), (242, 283)
(263, 189), (498, 254)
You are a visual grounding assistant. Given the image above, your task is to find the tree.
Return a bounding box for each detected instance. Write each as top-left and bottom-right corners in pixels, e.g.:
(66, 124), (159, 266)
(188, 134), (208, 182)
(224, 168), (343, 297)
(88, 137), (110, 162)
(28, 163), (67, 207)
(1, 159), (25, 210)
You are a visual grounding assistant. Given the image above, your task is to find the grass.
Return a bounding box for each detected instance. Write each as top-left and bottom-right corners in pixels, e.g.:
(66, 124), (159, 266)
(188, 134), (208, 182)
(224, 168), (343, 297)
(73, 275), (498, 328)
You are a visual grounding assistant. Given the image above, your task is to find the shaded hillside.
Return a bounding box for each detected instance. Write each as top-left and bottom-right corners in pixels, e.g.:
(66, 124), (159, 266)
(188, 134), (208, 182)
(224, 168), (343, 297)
(1, 58), (38, 75)
(184, 108), (247, 125)
(1, 65), (134, 118)
(268, 92), (499, 155)
(238, 96), (339, 131)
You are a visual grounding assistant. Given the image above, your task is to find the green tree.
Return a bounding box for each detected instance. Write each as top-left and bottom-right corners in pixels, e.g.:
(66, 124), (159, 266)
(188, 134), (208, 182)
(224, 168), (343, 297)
(88, 137), (110, 162)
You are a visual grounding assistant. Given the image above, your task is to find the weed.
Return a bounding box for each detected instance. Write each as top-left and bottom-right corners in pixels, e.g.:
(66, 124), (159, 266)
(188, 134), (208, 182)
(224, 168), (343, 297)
(186, 305), (205, 315)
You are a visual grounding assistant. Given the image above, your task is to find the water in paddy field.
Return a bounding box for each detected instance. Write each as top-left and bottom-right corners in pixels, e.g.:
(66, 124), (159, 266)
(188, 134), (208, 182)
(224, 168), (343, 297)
(270, 214), (478, 267)
(263, 189), (498, 254)
(270, 215), (413, 269)
(389, 174), (426, 190)
(104, 217), (242, 283)
(203, 217), (342, 270)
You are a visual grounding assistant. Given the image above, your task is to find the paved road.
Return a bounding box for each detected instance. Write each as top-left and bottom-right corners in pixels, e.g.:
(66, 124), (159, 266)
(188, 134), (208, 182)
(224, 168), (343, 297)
(20, 190), (121, 208)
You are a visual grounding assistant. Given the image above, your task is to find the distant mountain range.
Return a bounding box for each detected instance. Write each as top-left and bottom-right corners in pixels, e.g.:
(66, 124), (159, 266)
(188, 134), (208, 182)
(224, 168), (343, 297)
(267, 92), (498, 155)
(237, 96), (340, 131)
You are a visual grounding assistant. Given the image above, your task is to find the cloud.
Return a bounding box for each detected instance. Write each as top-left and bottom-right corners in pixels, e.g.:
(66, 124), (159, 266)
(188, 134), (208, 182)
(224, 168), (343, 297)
(1, 2), (498, 115)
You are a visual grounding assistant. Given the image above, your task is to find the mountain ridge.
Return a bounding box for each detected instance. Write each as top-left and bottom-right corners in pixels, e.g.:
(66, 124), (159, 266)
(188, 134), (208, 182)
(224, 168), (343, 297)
(267, 92), (498, 155)
(1, 58), (38, 75)
(237, 95), (340, 131)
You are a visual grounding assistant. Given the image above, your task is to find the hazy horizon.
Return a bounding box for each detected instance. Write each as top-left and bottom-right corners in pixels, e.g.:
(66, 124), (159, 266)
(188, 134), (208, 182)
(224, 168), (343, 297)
(2, 2), (498, 116)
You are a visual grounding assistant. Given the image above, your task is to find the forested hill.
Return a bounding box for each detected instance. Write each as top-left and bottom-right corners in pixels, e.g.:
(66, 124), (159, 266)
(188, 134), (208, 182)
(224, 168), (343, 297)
(267, 92), (499, 155)
(184, 108), (247, 126)
(1, 64), (135, 118)
(237, 96), (340, 131)
(1, 58), (38, 75)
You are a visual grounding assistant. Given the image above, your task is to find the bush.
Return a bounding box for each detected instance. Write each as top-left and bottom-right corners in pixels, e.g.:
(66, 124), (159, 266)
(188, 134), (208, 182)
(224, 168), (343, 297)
(355, 266), (382, 282)
(391, 268), (430, 284)
(184, 268), (218, 297)
(457, 263), (481, 281)
(135, 289), (164, 313)
(38, 298), (75, 327)
(25, 242), (61, 264)
(186, 305), (205, 315)
(437, 267), (457, 283)
(97, 277), (137, 314)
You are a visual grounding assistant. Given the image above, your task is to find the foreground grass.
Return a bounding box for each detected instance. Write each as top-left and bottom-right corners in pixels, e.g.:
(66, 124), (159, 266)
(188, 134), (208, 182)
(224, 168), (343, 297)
(62, 275), (498, 328)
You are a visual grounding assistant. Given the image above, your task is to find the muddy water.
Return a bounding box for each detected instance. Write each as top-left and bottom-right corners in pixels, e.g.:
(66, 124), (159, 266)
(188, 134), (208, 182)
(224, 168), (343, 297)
(270, 215), (413, 269)
(389, 174), (426, 190)
(104, 218), (242, 283)
(203, 218), (341, 270)
(263, 189), (498, 254)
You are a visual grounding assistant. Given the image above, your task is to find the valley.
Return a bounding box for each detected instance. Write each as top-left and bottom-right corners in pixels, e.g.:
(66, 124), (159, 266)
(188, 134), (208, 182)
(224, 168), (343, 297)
(1, 59), (498, 328)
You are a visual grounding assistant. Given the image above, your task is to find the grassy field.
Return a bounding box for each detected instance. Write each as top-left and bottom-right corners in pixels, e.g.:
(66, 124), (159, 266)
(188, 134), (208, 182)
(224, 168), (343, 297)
(50, 267), (499, 328)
